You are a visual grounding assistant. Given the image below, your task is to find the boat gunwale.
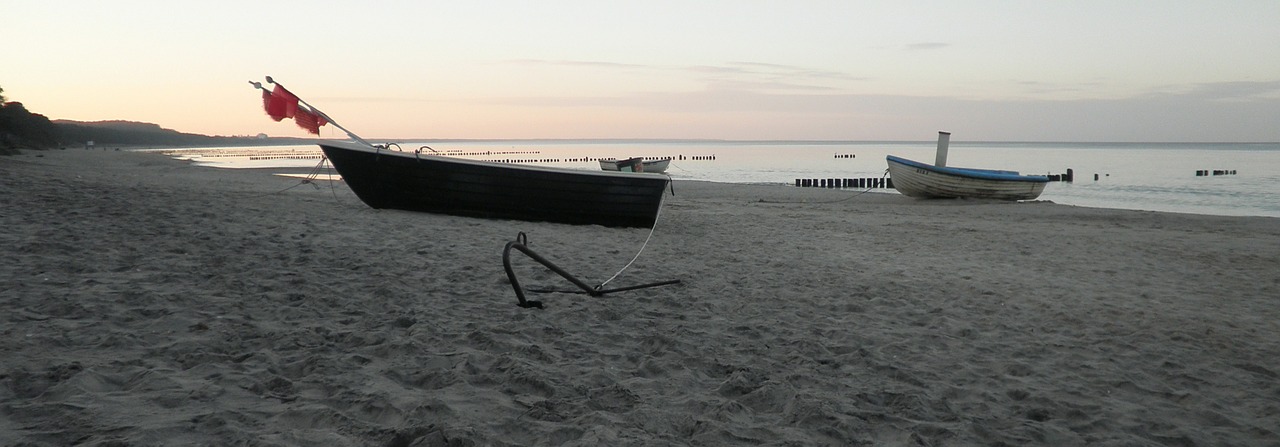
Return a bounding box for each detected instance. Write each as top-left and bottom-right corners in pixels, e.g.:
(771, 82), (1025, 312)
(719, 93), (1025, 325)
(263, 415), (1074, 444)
(319, 139), (666, 180)
(886, 155), (1049, 183)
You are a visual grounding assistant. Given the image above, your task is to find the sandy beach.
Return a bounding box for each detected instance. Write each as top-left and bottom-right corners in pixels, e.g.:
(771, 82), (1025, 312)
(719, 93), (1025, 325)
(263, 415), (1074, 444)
(2, 148), (1278, 446)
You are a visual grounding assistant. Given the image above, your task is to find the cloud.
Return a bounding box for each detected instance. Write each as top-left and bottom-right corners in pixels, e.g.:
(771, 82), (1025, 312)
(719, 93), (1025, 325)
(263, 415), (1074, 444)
(905, 42), (949, 51)
(720, 61), (869, 82)
(504, 59), (649, 69)
(464, 81), (1280, 141)
(679, 61), (868, 94)
(311, 59), (1280, 141)
(504, 58), (866, 84)
(1010, 80), (1102, 97)
(1182, 80), (1280, 101)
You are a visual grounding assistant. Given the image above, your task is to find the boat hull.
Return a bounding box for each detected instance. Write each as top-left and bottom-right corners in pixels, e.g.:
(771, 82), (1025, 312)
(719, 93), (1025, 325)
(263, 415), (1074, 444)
(319, 140), (670, 227)
(886, 155), (1048, 201)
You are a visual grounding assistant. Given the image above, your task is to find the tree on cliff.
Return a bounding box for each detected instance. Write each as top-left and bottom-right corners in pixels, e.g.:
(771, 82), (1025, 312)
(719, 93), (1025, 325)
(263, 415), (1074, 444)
(1, 85), (60, 151)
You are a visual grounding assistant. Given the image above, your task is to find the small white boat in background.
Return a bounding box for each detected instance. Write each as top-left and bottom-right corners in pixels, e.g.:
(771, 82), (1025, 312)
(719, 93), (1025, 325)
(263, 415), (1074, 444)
(599, 158), (670, 173)
(886, 132), (1049, 201)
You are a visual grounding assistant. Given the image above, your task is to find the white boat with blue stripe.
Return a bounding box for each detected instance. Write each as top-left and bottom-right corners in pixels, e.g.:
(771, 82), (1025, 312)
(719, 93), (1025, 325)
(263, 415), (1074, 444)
(885, 131), (1049, 201)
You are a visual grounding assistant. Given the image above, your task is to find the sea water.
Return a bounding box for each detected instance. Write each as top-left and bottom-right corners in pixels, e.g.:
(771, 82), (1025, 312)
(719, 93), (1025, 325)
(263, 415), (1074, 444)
(158, 141), (1280, 218)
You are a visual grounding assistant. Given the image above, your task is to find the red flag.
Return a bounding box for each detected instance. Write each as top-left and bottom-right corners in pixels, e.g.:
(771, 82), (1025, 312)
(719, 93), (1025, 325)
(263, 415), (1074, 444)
(258, 82), (327, 134)
(265, 85), (299, 122)
(261, 89), (272, 117)
(294, 107), (323, 134)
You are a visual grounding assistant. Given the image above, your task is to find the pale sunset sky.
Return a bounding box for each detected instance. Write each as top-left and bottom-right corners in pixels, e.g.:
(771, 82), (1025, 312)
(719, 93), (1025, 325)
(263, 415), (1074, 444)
(4, 1), (1279, 142)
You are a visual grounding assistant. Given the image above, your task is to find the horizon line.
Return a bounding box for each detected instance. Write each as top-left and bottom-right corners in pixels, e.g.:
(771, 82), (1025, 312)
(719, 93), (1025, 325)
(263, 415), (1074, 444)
(336, 137), (1280, 145)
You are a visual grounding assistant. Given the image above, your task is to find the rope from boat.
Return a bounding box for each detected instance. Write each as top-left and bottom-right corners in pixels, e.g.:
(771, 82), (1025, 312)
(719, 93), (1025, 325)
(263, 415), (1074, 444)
(249, 157), (330, 197)
(247, 155), (360, 212)
(320, 156), (344, 202)
(595, 178), (671, 290)
(757, 169), (889, 204)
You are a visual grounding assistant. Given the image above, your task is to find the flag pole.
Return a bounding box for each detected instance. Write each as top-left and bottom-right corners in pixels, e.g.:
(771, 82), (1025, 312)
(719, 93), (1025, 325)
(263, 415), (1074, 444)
(249, 76), (375, 148)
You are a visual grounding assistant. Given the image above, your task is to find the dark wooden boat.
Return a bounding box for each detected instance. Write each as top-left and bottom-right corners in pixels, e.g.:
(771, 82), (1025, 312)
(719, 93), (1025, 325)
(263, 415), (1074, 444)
(319, 140), (670, 227)
(248, 77), (668, 227)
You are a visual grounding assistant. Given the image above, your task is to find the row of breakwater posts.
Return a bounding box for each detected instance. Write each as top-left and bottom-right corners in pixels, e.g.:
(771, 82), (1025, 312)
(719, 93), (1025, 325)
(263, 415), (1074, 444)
(478, 154), (716, 164)
(795, 178), (895, 189)
(248, 154), (324, 161)
(1196, 169), (1238, 176)
(439, 149), (542, 156)
(152, 150), (326, 160)
(794, 168), (1080, 190)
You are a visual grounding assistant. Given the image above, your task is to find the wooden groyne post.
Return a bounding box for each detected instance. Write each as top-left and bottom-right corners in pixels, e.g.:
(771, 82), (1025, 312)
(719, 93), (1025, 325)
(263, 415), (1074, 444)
(1046, 168), (1074, 182)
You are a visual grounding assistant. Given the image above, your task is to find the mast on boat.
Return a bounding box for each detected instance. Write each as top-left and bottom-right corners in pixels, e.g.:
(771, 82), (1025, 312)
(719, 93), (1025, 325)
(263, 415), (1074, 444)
(935, 131), (951, 167)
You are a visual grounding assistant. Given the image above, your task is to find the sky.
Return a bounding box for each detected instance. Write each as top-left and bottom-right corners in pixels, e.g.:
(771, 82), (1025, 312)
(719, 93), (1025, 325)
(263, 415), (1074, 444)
(4, 1), (1279, 142)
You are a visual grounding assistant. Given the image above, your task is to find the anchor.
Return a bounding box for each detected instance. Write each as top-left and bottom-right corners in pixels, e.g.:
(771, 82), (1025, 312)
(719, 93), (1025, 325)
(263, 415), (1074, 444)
(502, 232), (681, 309)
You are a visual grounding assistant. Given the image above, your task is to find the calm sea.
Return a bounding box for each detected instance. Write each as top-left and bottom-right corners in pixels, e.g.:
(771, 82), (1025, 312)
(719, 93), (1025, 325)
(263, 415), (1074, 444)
(159, 140), (1280, 218)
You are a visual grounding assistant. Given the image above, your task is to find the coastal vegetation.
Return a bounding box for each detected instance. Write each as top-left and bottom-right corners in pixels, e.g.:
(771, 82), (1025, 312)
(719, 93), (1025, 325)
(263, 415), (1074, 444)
(0, 85), (308, 155)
